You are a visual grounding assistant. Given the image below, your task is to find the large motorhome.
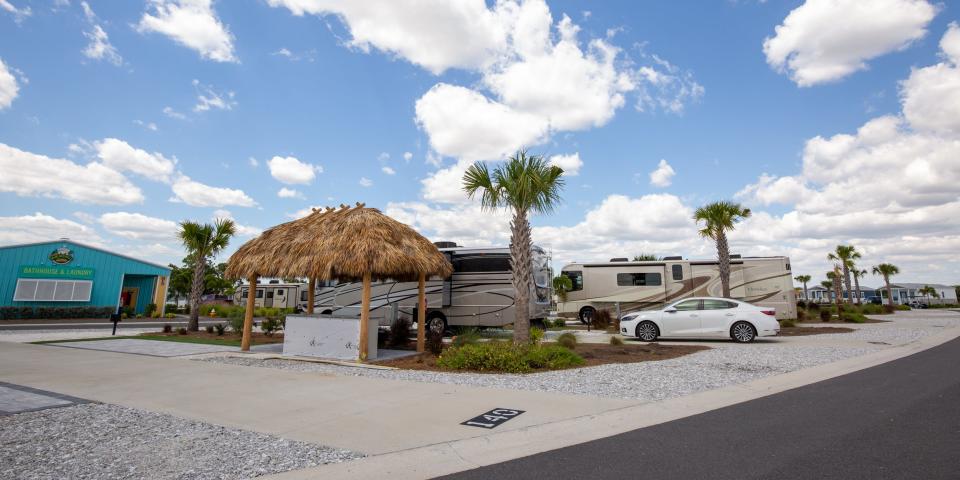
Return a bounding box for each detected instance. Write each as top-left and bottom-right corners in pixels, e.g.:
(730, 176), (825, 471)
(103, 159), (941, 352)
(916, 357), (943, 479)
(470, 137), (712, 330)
(234, 280), (306, 310)
(559, 256), (796, 321)
(306, 244), (553, 332)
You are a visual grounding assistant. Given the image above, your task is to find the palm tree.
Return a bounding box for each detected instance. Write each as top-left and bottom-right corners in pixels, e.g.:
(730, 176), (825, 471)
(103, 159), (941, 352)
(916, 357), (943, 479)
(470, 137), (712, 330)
(918, 285), (939, 305)
(851, 268), (867, 305)
(820, 279), (833, 303)
(872, 263), (900, 308)
(794, 274), (811, 302)
(463, 150), (564, 343)
(827, 245), (860, 304)
(693, 201), (751, 298)
(178, 219), (236, 331)
(633, 253), (660, 261)
(553, 275), (572, 303)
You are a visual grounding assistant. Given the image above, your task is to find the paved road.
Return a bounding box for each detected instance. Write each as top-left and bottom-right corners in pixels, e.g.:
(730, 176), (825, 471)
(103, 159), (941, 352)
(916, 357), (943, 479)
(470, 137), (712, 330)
(443, 337), (960, 480)
(0, 319), (224, 331)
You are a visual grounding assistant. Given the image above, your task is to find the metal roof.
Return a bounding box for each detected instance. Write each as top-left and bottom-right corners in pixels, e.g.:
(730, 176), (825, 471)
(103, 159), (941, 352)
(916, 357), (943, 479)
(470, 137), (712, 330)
(0, 239), (172, 271)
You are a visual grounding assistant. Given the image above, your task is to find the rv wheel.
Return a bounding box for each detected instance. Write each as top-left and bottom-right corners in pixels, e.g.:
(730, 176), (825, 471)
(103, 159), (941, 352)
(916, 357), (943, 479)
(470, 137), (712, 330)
(578, 307), (595, 325)
(531, 319), (547, 331)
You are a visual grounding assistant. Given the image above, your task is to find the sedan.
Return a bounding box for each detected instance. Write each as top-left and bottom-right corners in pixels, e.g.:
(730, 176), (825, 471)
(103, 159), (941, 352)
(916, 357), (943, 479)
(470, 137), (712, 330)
(619, 297), (780, 343)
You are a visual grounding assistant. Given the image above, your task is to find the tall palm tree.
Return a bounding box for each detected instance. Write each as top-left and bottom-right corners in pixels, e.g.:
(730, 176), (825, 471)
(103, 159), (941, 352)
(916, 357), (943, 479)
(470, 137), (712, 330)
(463, 150), (564, 343)
(872, 263), (900, 308)
(693, 201), (751, 298)
(179, 219), (236, 331)
(827, 245), (860, 304)
(820, 279), (833, 303)
(851, 268), (867, 305)
(633, 253), (660, 261)
(794, 274), (811, 302)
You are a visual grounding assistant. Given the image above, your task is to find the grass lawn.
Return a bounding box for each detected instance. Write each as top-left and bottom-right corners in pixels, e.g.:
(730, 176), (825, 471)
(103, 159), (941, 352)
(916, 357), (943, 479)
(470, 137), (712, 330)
(33, 332), (283, 347)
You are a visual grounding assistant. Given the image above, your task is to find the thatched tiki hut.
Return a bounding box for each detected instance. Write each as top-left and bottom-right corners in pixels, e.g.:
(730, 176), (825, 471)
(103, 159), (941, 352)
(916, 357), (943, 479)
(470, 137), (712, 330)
(225, 203), (452, 360)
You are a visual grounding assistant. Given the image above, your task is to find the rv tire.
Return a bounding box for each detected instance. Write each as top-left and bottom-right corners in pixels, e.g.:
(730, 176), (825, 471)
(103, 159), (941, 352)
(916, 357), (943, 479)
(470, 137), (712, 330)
(578, 307), (595, 325)
(426, 313), (448, 336)
(531, 318), (547, 331)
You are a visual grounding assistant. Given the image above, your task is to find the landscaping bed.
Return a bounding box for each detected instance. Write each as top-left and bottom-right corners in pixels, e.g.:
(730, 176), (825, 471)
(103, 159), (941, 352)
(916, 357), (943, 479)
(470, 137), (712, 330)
(779, 326), (855, 336)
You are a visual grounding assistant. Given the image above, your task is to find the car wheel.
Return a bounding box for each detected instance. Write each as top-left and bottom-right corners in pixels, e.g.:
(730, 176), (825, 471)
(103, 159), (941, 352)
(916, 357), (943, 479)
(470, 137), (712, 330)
(635, 321), (659, 342)
(731, 321), (756, 343)
(578, 307), (595, 325)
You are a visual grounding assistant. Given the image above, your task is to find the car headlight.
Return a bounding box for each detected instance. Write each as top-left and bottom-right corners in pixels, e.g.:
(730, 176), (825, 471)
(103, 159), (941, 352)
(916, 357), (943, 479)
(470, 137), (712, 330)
(621, 314), (639, 322)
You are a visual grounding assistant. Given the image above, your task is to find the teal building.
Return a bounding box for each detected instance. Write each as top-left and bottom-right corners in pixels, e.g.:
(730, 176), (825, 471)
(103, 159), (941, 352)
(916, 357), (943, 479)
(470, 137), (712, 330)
(0, 239), (171, 317)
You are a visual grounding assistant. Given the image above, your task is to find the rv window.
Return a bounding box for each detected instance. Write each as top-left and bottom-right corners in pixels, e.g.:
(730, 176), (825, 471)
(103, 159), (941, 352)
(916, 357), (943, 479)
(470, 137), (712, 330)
(785, 263), (791, 271)
(276, 289), (284, 296)
(255, 289), (263, 298)
(563, 271), (583, 291)
(452, 255), (511, 273)
(671, 265), (683, 281)
(300, 291), (307, 302)
(616, 273), (662, 287)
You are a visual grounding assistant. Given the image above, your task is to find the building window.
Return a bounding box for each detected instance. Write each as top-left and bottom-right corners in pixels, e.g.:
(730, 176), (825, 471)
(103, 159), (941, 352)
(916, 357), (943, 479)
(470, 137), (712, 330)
(617, 273), (662, 287)
(563, 271), (583, 291)
(13, 279), (92, 302)
(671, 265), (683, 281)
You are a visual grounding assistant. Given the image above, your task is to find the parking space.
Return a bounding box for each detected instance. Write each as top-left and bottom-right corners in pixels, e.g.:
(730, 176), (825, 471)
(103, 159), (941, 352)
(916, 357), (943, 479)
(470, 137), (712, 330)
(0, 382), (88, 416)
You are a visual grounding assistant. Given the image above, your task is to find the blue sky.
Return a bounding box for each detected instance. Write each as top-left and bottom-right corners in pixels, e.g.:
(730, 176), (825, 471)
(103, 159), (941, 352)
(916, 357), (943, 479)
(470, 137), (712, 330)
(1, 0), (959, 286)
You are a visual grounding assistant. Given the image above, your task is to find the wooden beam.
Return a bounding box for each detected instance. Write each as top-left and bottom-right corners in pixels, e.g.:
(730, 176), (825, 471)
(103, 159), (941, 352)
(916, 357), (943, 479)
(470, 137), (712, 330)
(307, 277), (315, 314)
(359, 272), (372, 361)
(417, 272), (426, 353)
(241, 275), (257, 352)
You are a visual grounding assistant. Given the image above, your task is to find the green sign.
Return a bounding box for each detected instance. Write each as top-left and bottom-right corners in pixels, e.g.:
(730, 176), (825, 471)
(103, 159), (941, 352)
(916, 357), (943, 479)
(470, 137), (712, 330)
(49, 246), (74, 265)
(19, 265), (94, 280)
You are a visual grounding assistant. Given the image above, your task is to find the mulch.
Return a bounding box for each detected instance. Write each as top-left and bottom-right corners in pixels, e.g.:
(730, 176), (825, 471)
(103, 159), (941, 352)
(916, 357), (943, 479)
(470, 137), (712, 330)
(142, 331), (285, 344)
(779, 326), (855, 336)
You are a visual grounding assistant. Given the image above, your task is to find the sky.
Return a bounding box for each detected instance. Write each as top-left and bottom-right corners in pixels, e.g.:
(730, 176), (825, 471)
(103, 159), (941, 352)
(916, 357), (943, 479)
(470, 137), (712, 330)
(1, 0), (959, 288)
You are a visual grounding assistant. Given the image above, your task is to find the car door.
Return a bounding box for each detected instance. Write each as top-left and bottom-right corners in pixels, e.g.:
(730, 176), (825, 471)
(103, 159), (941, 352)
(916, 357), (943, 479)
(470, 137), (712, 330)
(661, 299), (701, 336)
(699, 299), (737, 335)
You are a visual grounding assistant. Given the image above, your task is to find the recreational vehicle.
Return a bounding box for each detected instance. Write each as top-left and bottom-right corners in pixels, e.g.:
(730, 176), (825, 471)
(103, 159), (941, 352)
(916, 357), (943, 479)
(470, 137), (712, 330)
(234, 280), (305, 310)
(306, 244), (553, 332)
(558, 256), (796, 321)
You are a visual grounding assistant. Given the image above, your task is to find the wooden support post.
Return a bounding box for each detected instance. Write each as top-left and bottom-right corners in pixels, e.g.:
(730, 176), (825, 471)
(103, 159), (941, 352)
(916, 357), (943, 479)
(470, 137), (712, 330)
(417, 272), (426, 353)
(359, 272), (372, 361)
(241, 275), (257, 352)
(307, 277), (315, 314)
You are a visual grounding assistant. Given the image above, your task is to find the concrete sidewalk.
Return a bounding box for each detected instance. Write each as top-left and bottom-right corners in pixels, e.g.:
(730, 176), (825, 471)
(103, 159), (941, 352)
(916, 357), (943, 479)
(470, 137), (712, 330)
(0, 342), (633, 455)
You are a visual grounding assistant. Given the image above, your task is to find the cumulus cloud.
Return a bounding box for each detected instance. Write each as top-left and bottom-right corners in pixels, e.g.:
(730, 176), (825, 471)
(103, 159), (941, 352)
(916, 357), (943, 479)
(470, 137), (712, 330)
(0, 0), (30, 23)
(192, 79), (236, 112)
(648, 159), (675, 187)
(277, 187), (304, 199)
(80, 2), (122, 66)
(548, 153), (583, 176)
(764, 0), (938, 86)
(381, 166), (396, 175)
(420, 159), (474, 204)
(267, 156), (322, 185)
(94, 138), (177, 182)
(98, 212), (177, 240)
(0, 142), (143, 205)
(386, 202), (512, 247)
(900, 22), (960, 135)
(162, 106), (187, 120)
(137, 0), (238, 63)
(0, 213), (103, 246)
(210, 209), (262, 237)
(170, 175), (256, 207)
(359, 177), (373, 187)
(0, 58), (21, 110)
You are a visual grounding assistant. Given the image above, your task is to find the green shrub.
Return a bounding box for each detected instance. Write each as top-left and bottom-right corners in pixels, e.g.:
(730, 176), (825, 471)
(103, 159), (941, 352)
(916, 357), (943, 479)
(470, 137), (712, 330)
(261, 317), (282, 336)
(860, 303), (884, 315)
(529, 327), (544, 345)
(796, 310), (807, 322)
(842, 312), (867, 323)
(388, 317), (411, 347)
(162, 324), (173, 333)
(609, 335), (624, 346)
(437, 343), (584, 373)
(796, 300), (807, 309)
(229, 313), (246, 333)
(819, 310), (832, 322)
(145, 303), (157, 317)
(164, 303), (178, 313)
(552, 318), (567, 328)
(164, 312), (176, 319)
(556, 332), (577, 350)
(177, 327), (187, 335)
(896, 304), (911, 311)
(807, 302), (820, 311)
(135, 313), (143, 319)
(214, 323), (226, 336)
(452, 327), (481, 347)
(779, 319), (797, 328)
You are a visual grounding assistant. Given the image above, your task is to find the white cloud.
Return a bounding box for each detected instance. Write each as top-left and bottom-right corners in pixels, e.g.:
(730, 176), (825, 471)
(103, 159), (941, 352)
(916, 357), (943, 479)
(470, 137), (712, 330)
(266, 155), (322, 185)
(133, 120), (158, 131)
(403, 151), (413, 162)
(381, 166), (396, 175)
(736, 174), (812, 206)
(386, 201), (512, 247)
(94, 138), (177, 182)
(0, 58), (20, 110)
(0, 213), (103, 246)
(763, 0), (938, 86)
(248, 157), (258, 167)
(137, 0), (237, 63)
(192, 79), (236, 112)
(162, 106), (186, 119)
(648, 159), (675, 187)
(548, 152), (583, 176)
(210, 209), (262, 237)
(900, 22), (960, 135)
(633, 54), (705, 114)
(359, 177), (373, 187)
(80, 2), (122, 66)
(73, 211), (96, 224)
(170, 175), (256, 207)
(0, 0), (30, 22)
(277, 187), (304, 199)
(420, 158), (473, 204)
(0, 142), (143, 205)
(99, 212), (177, 240)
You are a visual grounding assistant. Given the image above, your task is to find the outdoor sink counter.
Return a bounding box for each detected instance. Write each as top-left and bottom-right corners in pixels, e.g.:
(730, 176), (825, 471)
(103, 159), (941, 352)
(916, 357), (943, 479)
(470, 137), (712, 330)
(283, 314), (379, 360)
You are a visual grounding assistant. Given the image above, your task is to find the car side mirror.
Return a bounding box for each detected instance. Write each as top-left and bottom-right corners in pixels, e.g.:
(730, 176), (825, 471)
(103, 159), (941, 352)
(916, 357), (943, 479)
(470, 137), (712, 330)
(665, 308), (677, 313)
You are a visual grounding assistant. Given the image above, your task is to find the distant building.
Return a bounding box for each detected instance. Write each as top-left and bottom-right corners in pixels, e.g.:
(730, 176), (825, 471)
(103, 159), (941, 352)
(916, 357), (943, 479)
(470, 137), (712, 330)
(803, 282), (957, 305)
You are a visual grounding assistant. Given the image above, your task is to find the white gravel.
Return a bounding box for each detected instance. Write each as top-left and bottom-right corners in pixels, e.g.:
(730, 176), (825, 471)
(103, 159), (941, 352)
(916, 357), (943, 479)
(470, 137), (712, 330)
(0, 403), (362, 480)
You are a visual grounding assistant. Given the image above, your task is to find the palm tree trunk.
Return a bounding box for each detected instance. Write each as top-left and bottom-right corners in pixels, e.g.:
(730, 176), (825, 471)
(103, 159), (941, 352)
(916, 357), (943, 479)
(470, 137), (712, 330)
(884, 275), (894, 308)
(510, 208), (532, 344)
(802, 282), (808, 302)
(853, 274), (862, 306)
(188, 259), (207, 331)
(841, 264), (853, 304)
(716, 230), (731, 298)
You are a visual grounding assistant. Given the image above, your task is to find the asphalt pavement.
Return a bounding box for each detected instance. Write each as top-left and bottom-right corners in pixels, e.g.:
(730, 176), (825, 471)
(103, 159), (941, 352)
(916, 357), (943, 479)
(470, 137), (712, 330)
(442, 336), (960, 480)
(0, 318), (223, 331)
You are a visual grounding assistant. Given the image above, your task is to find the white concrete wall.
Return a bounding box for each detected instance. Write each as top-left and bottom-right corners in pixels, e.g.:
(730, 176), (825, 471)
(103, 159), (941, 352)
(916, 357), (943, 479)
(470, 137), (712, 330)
(283, 315), (379, 360)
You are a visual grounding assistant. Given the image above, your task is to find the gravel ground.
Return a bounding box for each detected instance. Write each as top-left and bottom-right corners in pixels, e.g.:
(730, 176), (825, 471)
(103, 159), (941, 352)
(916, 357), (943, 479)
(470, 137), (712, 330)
(0, 403), (362, 480)
(199, 312), (958, 402)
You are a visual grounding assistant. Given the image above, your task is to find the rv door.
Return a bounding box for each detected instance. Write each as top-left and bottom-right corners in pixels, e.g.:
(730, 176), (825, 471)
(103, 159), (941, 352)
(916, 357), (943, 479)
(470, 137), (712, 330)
(442, 252), (452, 308)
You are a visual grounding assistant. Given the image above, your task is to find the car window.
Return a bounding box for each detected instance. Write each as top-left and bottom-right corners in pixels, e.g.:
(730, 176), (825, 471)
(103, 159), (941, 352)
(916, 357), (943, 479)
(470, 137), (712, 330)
(672, 300), (700, 311)
(702, 299), (736, 310)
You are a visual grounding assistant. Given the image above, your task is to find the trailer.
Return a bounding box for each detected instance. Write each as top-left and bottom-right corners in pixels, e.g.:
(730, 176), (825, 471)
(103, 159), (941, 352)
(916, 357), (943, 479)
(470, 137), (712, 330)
(558, 256), (796, 321)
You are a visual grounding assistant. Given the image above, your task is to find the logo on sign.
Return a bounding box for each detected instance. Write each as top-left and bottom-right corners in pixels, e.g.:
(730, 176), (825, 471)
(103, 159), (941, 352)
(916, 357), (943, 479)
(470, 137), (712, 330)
(49, 247), (74, 265)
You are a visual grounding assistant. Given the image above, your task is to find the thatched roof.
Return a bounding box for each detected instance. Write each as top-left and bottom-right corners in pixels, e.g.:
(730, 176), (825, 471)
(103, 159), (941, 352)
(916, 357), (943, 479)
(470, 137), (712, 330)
(225, 203), (452, 282)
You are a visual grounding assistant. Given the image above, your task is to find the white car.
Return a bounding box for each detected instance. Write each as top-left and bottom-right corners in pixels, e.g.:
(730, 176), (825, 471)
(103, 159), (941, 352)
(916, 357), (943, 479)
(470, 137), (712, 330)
(619, 297), (780, 343)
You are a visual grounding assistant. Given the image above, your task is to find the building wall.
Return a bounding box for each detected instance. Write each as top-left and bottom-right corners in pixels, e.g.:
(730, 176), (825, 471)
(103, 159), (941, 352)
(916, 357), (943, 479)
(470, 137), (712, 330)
(122, 275), (157, 314)
(0, 241), (169, 313)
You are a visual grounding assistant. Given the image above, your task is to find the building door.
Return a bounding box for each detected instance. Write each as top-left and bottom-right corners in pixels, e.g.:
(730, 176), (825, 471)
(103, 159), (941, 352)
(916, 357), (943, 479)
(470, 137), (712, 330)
(121, 287), (139, 313)
(265, 290), (274, 307)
